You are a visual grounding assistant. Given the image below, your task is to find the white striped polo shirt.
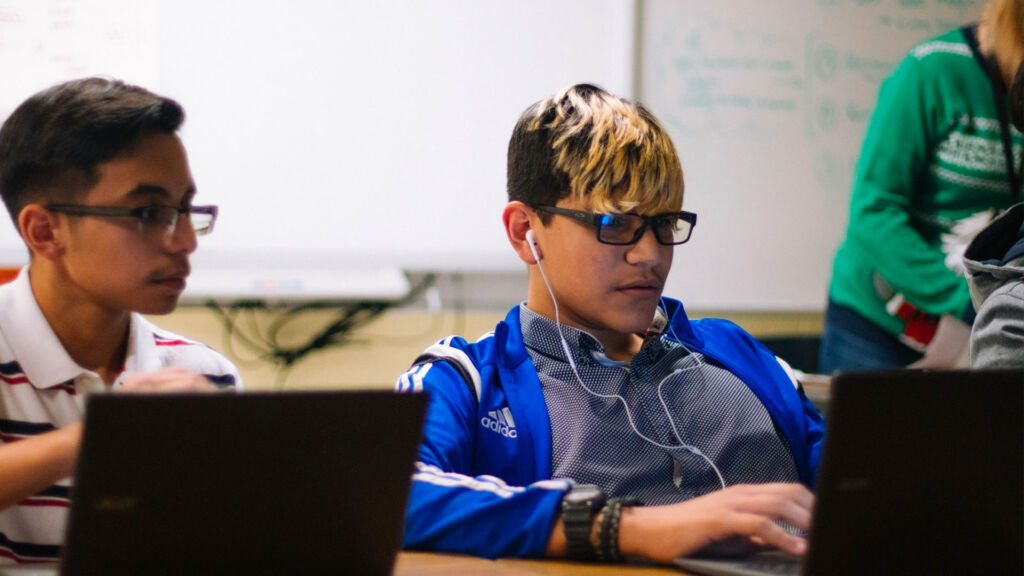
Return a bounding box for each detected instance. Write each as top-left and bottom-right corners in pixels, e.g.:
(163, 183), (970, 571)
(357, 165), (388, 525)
(0, 267), (241, 564)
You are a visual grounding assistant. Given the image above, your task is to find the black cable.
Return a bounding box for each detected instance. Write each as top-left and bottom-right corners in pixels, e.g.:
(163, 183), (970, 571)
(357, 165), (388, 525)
(205, 300), (276, 366)
(204, 273), (439, 372)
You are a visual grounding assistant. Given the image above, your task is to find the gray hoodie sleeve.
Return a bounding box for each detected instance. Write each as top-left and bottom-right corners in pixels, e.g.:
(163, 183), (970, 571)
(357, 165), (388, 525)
(971, 281), (1024, 368)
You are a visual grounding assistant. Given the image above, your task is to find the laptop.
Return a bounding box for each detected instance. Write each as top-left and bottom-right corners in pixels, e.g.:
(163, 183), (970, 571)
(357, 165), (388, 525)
(2, 390), (427, 576)
(675, 369), (1024, 576)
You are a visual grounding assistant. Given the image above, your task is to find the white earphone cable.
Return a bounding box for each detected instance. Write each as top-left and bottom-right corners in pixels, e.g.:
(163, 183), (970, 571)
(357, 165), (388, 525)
(532, 251), (726, 489)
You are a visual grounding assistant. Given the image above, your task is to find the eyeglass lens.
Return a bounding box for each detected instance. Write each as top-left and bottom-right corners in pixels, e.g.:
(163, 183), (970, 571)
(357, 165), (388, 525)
(596, 214), (692, 244)
(138, 206), (215, 241)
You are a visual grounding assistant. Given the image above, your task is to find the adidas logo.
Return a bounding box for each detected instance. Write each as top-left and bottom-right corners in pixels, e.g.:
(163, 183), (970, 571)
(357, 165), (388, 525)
(481, 407), (518, 438)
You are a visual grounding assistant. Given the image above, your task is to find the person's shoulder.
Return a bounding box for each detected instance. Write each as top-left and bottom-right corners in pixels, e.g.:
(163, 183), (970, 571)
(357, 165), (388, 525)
(689, 316), (752, 339)
(879, 27), (981, 105)
(134, 314), (217, 351)
(687, 316), (777, 362)
(396, 331), (499, 398)
(0, 271), (68, 369)
(133, 314), (240, 385)
(902, 27), (977, 74)
(423, 331), (499, 357)
(981, 275), (1024, 306)
(972, 279), (1024, 369)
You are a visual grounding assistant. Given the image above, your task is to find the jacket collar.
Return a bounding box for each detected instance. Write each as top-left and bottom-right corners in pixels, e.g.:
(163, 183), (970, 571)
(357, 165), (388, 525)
(499, 305), (529, 369)
(658, 297), (701, 347)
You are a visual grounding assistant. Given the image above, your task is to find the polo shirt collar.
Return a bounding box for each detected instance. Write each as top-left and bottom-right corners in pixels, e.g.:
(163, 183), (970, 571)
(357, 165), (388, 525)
(0, 266), (146, 390)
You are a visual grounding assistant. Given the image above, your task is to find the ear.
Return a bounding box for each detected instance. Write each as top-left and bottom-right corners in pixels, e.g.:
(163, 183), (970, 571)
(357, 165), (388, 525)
(502, 201), (541, 265)
(18, 204), (65, 261)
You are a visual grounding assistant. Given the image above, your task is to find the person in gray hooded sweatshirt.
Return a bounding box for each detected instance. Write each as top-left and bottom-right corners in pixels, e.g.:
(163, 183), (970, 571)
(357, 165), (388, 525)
(963, 59), (1024, 368)
(964, 203), (1024, 367)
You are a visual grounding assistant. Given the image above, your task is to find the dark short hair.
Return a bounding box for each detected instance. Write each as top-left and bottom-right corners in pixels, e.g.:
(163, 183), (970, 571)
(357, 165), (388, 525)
(506, 83), (683, 224)
(0, 77), (185, 226)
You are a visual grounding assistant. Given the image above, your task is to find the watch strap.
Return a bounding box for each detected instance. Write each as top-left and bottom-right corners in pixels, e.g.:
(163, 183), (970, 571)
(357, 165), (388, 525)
(562, 485), (604, 561)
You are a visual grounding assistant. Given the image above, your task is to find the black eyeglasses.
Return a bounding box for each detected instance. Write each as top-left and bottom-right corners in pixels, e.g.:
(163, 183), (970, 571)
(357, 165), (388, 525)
(45, 203), (218, 242)
(533, 205), (697, 245)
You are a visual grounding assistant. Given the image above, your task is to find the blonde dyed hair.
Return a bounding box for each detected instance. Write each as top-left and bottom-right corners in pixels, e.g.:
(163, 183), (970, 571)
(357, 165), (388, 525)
(506, 84), (683, 217)
(981, 0), (1024, 85)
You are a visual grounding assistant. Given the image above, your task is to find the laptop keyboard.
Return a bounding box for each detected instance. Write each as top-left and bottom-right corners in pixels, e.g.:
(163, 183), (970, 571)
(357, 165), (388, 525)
(674, 552), (804, 576)
(734, 554), (803, 575)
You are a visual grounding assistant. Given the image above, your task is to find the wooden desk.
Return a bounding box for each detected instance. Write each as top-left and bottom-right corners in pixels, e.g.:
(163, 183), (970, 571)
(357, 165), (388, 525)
(394, 551), (691, 575)
(0, 552), (695, 575)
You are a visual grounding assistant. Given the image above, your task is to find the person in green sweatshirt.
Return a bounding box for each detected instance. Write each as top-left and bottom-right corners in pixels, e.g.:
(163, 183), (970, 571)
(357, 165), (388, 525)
(820, 0), (1024, 372)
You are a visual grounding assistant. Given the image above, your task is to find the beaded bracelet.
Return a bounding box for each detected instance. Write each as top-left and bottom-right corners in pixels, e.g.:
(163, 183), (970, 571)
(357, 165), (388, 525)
(599, 497), (638, 563)
(592, 505), (608, 562)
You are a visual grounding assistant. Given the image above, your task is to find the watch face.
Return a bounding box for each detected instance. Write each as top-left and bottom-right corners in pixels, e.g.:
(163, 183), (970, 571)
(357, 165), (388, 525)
(566, 484), (603, 505)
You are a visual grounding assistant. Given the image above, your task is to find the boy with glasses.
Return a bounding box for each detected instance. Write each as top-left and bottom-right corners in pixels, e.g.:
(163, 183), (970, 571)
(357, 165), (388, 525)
(396, 84), (824, 564)
(0, 77), (240, 564)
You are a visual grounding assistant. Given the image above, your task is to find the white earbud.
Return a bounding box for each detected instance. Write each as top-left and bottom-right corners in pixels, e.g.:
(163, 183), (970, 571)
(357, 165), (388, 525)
(525, 229), (541, 262)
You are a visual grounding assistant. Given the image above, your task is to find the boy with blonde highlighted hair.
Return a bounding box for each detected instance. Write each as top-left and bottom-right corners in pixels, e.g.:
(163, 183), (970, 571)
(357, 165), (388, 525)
(396, 84), (824, 564)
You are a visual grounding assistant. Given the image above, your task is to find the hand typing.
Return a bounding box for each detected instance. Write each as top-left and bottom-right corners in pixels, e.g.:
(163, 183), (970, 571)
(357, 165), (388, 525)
(618, 483), (814, 563)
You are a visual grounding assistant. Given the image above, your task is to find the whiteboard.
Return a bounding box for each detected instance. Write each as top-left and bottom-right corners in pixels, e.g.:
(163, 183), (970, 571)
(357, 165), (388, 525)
(0, 0), (984, 309)
(641, 0), (979, 310)
(0, 0), (634, 299)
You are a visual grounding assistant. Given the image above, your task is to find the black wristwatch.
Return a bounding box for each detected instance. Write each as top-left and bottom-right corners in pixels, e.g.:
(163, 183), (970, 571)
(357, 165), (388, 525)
(561, 484), (605, 561)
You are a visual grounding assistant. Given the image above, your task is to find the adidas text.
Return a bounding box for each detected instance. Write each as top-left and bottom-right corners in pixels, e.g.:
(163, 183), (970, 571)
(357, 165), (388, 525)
(481, 409), (517, 438)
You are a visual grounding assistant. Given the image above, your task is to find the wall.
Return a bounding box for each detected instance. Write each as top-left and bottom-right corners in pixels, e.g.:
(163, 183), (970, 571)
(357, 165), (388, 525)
(153, 306), (825, 390)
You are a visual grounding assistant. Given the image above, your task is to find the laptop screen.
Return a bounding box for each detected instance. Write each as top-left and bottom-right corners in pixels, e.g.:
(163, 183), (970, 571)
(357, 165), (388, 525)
(676, 369), (1023, 576)
(806, 369), (1023, 575)
(61, 390), (427, 576)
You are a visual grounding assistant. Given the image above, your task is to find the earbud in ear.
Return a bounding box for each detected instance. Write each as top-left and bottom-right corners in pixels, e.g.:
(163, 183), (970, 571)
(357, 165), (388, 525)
(525, 229), (541, 262)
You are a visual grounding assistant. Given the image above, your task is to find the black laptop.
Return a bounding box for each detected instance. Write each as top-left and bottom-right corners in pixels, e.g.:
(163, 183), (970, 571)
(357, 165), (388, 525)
(10, 390), (427, 576)
(675, 369), (1024, 576)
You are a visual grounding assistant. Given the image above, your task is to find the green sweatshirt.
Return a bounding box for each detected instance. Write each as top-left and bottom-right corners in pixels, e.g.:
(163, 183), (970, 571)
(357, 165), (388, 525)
(828, 26), (1023, 338)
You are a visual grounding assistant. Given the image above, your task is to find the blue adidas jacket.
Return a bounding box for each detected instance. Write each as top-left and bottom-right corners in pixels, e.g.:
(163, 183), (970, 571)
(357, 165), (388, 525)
(395, 299), (825, 559)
